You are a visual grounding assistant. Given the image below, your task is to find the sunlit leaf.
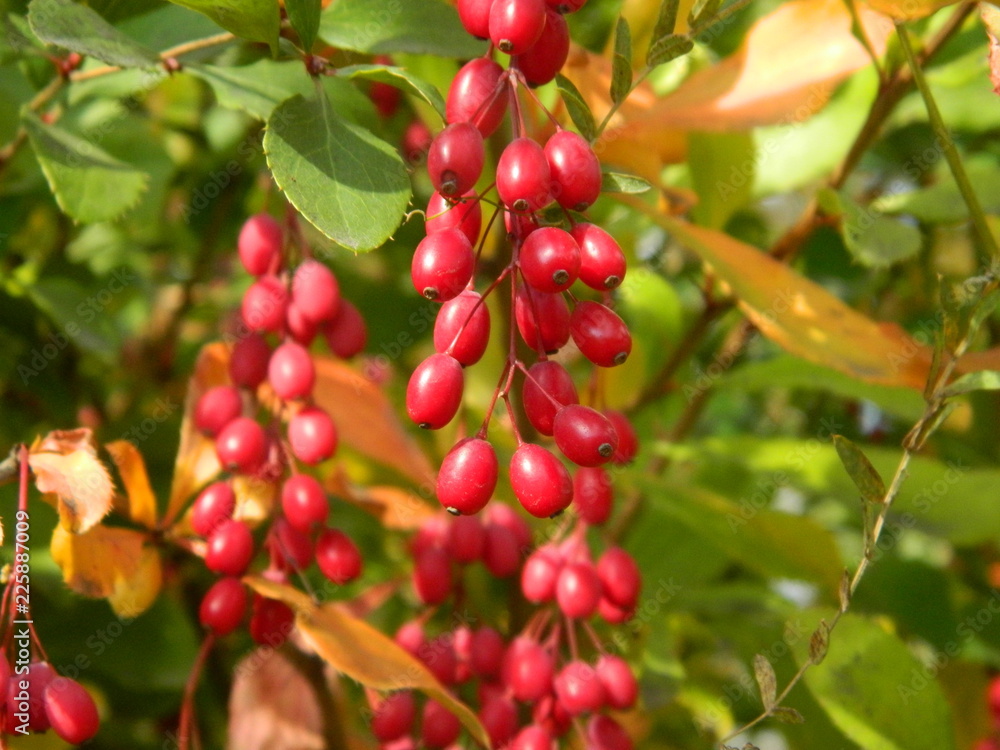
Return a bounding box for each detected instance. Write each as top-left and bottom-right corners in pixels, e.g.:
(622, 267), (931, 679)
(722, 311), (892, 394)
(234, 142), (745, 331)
(285, 0), (322, 52)
(555, 72), (597, 142)
(29, 428), (114, 533)
(943, 369), (1000, 397)
(861, 0), (959, 20)
(28, 0), (160, 67)
(833, 435), (887, 504)
(752, 653), (777, 710)
(105, 440), (158, 529)
(337, 64), (446, 121)
(611, 17), (633, 104)
(165, 0), (280, 52)
(600, 169), (652, 194)
(187, 60), (315, 120)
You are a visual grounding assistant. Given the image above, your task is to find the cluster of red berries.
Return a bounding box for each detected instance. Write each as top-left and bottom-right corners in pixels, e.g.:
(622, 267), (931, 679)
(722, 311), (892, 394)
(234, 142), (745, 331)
(406, 0), (636, 525)
(192, 213), (367, 640)
(0, 659), (99, 744)
(974, 676), (1000, 750)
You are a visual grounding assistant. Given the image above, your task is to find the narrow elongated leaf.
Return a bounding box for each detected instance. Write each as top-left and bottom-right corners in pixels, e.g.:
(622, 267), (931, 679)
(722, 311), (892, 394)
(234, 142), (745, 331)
(772, 706), (805, 724)
(651, 0), (682, 41)
(28, 0), (160, 67)
(106, 440), (158, 529)
(611, 17), (633, 104)
(187, 60), (314, 120)
(646, 33), (693, 68)
(752, 654), (777, 710)
(601, 169), (652, 195)
(555, 73), (596, 142)
(265, 92), (410, 252)
(285, 0), (321, 52)
(23, 112), (149, 223)
(337, 64), (446, 120)
(942, 369), (1000, 398)
(165, 0), (279, 52)
(688, 0), (723, 27)
(833, 435), (886, 504)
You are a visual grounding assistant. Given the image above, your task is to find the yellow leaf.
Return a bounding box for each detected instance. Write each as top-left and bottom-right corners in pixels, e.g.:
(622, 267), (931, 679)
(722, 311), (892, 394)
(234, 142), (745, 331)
(233, 475), (279, 527)
(51, 524), (162, 617)
(861, 0), (959, 19)
(244, 577), (490, 748)
(105, 441), (158, 529)
(29, 429), (114, 533)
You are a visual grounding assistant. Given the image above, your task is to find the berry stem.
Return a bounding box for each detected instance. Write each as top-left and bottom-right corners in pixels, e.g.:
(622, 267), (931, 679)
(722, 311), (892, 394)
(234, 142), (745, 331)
(178, 633), (216, 750)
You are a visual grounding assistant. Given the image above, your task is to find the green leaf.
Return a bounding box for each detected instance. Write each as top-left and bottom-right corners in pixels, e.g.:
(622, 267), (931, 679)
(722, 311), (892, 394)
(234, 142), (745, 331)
(688, 0), (723, 28)
(555, 74), (596, 142)
(23, 112), (148, 223)
(286, 0), (321, 52)
(165, 0), (279, 52)
(2, 13), (42, 64)
(611, 17), (632, 105)
(337, 64), (446, 121)
(838, 191), (923, 268)
(264, 92), (409, 252)
(646, 33), (693, 68)
(832, 435), (887, 504)
(318, 0), (485, 57)
(28, 0), (160, 67)
(26, 276), (121, 358)
(188, 60), (314, 120)
(651, 0), (681, 42)
(688, 131), (755, 228)
(600, 169), (651, 195)
(942, 369), (1000, 397)
(800, 613), (955, 750)
(873, 159), (1000, 224)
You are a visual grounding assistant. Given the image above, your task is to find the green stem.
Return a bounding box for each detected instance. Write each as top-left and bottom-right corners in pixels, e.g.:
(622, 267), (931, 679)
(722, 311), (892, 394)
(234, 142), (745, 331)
(895, 21), (999, 261)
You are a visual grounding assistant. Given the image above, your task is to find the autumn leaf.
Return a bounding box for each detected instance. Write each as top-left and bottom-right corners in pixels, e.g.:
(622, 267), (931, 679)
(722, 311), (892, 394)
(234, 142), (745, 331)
(862, 0), (959, 19)
(50, 524), (162, 617)
(29, 428), (114, 533)
(105, 440), (158, 529)
(327, 467), (437, 531)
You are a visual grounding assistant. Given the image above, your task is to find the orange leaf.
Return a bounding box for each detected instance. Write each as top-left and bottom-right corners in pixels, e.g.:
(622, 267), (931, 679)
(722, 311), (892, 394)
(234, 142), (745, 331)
(312, 356), (436, 487)
(862, 0), (959, 20)
(327, 467), (436, 531)
(50, 524), (161, 617)
(29, 429), (114, 533)
(105, 440), (158, 529)
(244, 577), (490, 748)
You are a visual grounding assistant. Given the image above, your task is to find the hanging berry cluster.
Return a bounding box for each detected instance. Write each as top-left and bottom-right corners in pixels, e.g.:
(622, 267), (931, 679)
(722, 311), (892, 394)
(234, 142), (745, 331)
(192, 213), (368, 641)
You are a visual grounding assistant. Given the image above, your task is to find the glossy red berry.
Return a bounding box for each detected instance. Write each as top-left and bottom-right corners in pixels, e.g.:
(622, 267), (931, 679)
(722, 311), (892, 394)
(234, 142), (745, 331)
(268, 341), (315, 401)
(414, 546), (453, 605)
(555, 660), (605, 715)
(402, 118), (433, 163)
(242, 275), (288, 333)
(573, 467), (613, 524)
(271, 516), (313, 570)
(205, 519), (254, 576)
(517, 8), (570, 86)
(545, 130), (601, 210)
(437, 437), (498, 515)
(371, 691), (416, 743)
(215, 417), (267, 473)
(447, 57), (508, 136)
(8, 662), (54, 732)
(199, 576), (247, 636)
(483, 523), (522, 577)
(570, 300), (632, 367)
(598, 596), (633, 624)
(192, 481), (236, 537)
(423, 700), (461, 748)
(316, 528), (363, 584)
(434, 290), (491, 366)
(406, 353), (464, 429)
(281, 474), (329, 530)
(448, 513), (486, 562)
(249, 595), (295, 646)
(497, 137), (552, 212)
(426, 190), (482, 245)
(470, 627), (506, 679)
(512, 725), (555, 750)
(288, 405), (337, 464)
(515, 284), (571, 354)
(587, 715), (633, 750)
(427, 122), (485, 197)
(43, 677), (100, 744)
(605, 409), (638, 464)
(238, 213), (283, 276)
(596, 655), (639, 709)
(286, 301), (319, 345)
(480, 693), (519, 747)
(502, 637), (554, 701)
(521, 544), (563, 602)
(457, 0), (493, 37)
(229, 333), (271, 389)
(411, 228), (475, 302)
(556, 561), (602, 618)
(571, 223), (626, 290)
(490, 0), (546, 54)
(510, 443), (573, 518)
(292, 259), (340, 323)
(520, 226), (581, 293)
(597, 547), (641, 609)
(195, 385), (242, 437)
(322, 300), (367, 358)
(553, 404), (619, 467)
(522, 360), (579, 435)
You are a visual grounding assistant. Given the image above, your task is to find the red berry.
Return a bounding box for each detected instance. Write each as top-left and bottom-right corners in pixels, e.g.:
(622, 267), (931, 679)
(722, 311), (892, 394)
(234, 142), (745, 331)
(249, 595), (295, 646)
(598, 596), (633, 624)
(434, 290), (491, 366)
(414, 546), (453, 605)
(292, 259), (340, 323)
(596, 547), (641, 609)
(195, 385), (242, 437)
(521, 544), (563, 602)
(447, 57), (508, 136)
(403, 118), (433, 163)
(596, 655), (638, 709)
(43, 677), (99, 744)
(486, 501), (534, 549)
(272, 517), (314, 570)
(288, 405), (337, 464)
(545, 130), (601, 210)
(457, 0), (493, 37)
(395, 620), (426, 656)
(412, 228), (476, 302)
(426, 190), (483, 245)
(502, 637), (554, 701)
(553, 404), (619, 467)
(427, 122), (485, 197)
(586, 715), (633, 750)
(517, 8), (570, 86)
(371, 79), (401, 118)
(554, 659), (605, 715)
(286, 301), (320, 344)
(573, 467), (613, 524)
(520, 226), (581, 293)
(316, 528), (363, 584)
(323, 300), (367, 358)
(422, 635), (459, 684)
(238, 213), (283, 276)
(480, 693), (519, 747)
(570, 300), (632, 367)
(229, 333), (271, 389)
(490, 0), (546, 54)
(411, 516), (449, 558)
(497, 137), (552, 212)
(510, 443), (573, 518)
(205, 519), (254, 576)
(436, 437), (498, 515)
(515, 284), (571, 354)
(989, 676), (1000, 720)
(422, 700), (461, 748)
(192, 481), (236, 537)
(281, 474), (329, 530)
(556, 561), (602, 619)
(268, 341), (315, 401)
(216, 417), (267, 473)
(483, 523), (521, 576)
(9, 662), (54, 732)
(242, 275), (288, 333)
(512, 725), (555, 750)
(549, 0), (588, 10)
(470, 627), (506, 679)
(406, 353), (464, 429)
(522, 360), (579, 435)
(448, 513), (486, 562)
(605, 409), (638, 464)
(199, 576), (247, 636)
(506, 209), (540, 239)
(571, 223), (626, 290)
(372, 691), (416, 742)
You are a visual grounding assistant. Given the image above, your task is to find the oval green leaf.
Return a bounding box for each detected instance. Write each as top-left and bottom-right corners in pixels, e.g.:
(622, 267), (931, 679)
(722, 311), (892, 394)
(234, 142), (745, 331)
(28, 0), (160, 67)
